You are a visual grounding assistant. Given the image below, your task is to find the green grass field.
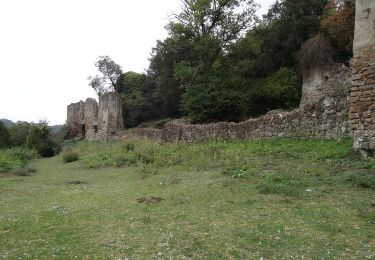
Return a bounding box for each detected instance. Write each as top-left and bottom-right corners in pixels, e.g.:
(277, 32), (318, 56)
(1, 138), (375, 259)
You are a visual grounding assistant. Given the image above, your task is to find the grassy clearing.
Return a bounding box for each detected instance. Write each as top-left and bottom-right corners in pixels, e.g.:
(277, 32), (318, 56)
(0, 138), (374, 258)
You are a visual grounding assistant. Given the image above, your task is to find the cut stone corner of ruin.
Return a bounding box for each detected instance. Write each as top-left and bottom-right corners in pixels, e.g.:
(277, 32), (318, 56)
(66, 92), (123, 141)
(349, 0), (375, 156)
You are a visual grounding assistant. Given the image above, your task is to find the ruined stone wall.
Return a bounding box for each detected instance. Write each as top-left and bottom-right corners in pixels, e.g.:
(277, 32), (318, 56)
(66, 92), (123, 140)
(97, 92), (124, 139)
(300, 69), (325, 107)
(350, 0), (375, 152)
(84, 98), (99, 140)
(67, 101), (85, 138)
(132, 64), (352, 143)
(301, 64), (352, 107)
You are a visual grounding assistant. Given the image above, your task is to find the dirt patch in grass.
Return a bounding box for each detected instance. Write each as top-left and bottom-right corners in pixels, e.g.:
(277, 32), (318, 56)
(137, 196), (164, 204)
(66, 180), (87, 185)
(0, 172), (13, 177)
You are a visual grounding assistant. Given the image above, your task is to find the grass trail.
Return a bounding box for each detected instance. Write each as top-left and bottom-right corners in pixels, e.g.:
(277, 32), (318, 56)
(0, 139), (374, 259)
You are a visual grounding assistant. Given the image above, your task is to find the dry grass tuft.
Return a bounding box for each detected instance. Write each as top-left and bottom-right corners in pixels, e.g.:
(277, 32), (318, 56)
(297, 34), (334, 78)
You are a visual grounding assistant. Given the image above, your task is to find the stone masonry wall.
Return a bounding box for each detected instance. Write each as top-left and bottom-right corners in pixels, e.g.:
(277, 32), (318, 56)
(66, 92), (123, 140)
(300, 69), (325, 107)
(97, 92), (124, 140)
(350, 0), (375, 152)
(350, 45), (375, 150)
(132, 64), (352, 143)
(84, 98), (99, 140)
(67, 101), (85, 138)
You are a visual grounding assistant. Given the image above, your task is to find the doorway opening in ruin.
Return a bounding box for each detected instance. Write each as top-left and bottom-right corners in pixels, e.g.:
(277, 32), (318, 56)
(81, 124), (85, 137)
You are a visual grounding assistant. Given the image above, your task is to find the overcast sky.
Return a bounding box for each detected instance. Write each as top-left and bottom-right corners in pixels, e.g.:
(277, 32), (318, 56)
(0, 0), (274, 125)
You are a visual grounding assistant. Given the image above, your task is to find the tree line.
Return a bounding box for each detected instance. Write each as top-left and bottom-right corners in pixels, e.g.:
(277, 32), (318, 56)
(0, 120), (66, 157)
(88, 0), (355, 127)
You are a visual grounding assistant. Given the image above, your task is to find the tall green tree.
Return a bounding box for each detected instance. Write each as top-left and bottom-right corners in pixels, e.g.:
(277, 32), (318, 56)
(148, 37), (195, 118)
(320, 0), (355, 62)
(117, 72), (158, 127)
(165, 0), (258, 122)
(0, 122), (11, 149)
(8, 121), (30, 147)
(171, 0), (257, 79)
(26, 121), (55, 157)
(230, 0), (328, 77)
(88, 56), (123, 97)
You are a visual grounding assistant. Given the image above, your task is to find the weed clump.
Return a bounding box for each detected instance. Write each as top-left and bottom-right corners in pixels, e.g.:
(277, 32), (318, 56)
(256, 172), (307, 197)
(12, 165), (37, 176)
(222, 166), (250, 178)
(62, 150), (79, 163)
(123, 142), (135, 152)
(348, 173), (375, 190)
(0, 148), (39, 173)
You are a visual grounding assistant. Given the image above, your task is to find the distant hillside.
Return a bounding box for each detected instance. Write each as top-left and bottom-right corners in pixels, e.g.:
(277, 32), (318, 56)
(0, 119), (14, 127)
(50, 125), (64, 134)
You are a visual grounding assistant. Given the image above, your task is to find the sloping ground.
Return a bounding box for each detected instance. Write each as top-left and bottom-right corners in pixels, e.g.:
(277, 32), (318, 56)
(0, 139), (374, 259)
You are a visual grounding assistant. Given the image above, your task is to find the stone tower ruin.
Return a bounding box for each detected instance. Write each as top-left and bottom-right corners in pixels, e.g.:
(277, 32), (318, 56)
(66, 101), (85, 138)
(97, 92), (124, 138)
(350, 0), (375, 155)
(67, 92), (123, 140)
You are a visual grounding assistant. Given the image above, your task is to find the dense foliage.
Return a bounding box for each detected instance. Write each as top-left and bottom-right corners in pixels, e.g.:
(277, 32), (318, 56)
(0, 121), (11, 149)
(320, 0), (355, 62)
(88, 56), (123, 97)
(106, 0), (354, 127)
(0, 147), (38, 173)
(25, 122), (55, 157)
(117, 72), (158, 127)
(8, 121), (31, 147)
(0, 120), (61, 157)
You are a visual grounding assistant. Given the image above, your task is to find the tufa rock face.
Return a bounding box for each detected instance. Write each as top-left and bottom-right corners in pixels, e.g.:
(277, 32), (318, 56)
(66, 92), (123, 140)
(350, 0), (375, 153)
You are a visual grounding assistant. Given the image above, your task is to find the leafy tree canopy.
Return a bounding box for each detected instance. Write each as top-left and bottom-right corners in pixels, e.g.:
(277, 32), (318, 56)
(8, 121), (30, 147)
(320, 0), (355, 62)
(0, 122), (11, 149)
(88, 56), (123, 97)
(118, 72), (158, 127)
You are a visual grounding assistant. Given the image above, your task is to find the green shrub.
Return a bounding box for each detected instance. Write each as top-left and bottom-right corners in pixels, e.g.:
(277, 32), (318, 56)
(0, 148), (38, 173)
(256, 172), (308, 197)
(222, 166), (250, 178)
(245, 68), (301, 116)
(181, 83), (246, 123)
(348, 173), (375, 190)
(0, 121), (11, 149)
(123, 142), (135, 152)
(25, 121), (57, 158)
(62, 150), (79, 163)
(12, 166), (36, 176)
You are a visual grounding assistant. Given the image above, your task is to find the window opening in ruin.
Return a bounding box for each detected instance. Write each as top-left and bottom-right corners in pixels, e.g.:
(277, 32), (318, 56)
(94, 125), (98, 133)
(81, 124), (86, 137)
